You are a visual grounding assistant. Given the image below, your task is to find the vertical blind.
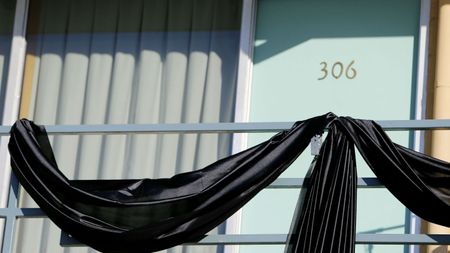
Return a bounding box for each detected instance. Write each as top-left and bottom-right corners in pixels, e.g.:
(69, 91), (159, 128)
(14, 0), (242, 252)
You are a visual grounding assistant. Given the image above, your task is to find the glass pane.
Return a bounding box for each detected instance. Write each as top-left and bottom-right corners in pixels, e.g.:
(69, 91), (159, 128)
(14, 219), (91, 253)
(0, 0), (16, 121)
(14, 218), (221, 253)
(12, 218), (220, 253)
(15, 0), (242, 252)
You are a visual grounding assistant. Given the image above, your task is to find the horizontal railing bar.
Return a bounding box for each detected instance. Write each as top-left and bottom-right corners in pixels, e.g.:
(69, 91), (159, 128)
(1, 119), (450, 135)
(0, 208), (46, 218)
(0, 177), (384, 218)
(0, 177), (382, 217)
(60, 233), (450, 246)
(268, 177), (382, 188)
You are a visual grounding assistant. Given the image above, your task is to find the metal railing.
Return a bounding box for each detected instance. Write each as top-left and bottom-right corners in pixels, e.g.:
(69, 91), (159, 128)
(2, 119), (450, 253)
(0, 119), (450, 136)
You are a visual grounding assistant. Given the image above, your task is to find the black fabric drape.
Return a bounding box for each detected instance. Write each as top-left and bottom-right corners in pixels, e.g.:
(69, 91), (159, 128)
(285, 116), (450, 253)
(336, 117), (450, 227)
(8, 113), (332, 253)
(8, 113), (450, 253)
(285, 123), (357, 253)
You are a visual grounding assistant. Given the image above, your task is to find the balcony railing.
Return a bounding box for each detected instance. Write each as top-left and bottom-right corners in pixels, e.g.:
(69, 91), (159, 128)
(2, 119), (450, 253)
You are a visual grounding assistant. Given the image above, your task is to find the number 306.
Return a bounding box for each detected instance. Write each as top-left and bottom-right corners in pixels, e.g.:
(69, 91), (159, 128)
(318, 60), (357, 80)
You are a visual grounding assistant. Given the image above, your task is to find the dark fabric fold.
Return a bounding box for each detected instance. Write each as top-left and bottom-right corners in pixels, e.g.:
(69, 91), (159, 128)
(336, 117), (450, 227)
(9, 113), (450, 253)
(285, 116), (450, 253)
(8, 113), (333, 253)
(285, 123), (357, 253)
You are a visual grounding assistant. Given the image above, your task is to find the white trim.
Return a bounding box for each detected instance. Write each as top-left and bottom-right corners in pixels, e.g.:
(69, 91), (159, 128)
(0, 0), (29, 246)
(414, 0), (431, 139)
(226, 0), (257, 253)
(233, 0), (256, 131)
(410, 0), (431, 252)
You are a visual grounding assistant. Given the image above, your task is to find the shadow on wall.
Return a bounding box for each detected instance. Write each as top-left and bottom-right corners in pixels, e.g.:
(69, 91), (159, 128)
(253, 0), (420, 64)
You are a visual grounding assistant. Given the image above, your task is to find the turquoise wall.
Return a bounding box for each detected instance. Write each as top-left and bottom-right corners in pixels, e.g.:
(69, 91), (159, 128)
(240, 0), (420, 252)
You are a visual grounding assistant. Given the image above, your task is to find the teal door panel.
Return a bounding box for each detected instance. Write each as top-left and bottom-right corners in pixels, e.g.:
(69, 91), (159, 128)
(240, 0), (420, 253)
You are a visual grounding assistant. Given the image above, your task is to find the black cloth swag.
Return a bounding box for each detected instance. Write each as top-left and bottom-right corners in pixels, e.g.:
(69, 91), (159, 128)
(8, 113), (450, 253)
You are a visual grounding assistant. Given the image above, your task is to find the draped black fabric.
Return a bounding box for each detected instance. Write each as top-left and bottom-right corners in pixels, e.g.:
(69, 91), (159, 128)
(285, 123), (357, 253)
(336, 117), (450, 227)
(8, 114), (332, 253)
(285, 116), (450, 253)
(8, 113), (450, 253)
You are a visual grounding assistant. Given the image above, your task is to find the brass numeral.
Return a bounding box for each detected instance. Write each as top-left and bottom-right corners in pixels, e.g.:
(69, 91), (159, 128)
(318, 62), (328, 80)
(318, 60), (357, 80)
(345, 60), (357, 79)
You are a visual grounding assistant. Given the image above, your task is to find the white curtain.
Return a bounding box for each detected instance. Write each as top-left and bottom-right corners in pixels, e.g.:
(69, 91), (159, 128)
(14, 0), (242, 252)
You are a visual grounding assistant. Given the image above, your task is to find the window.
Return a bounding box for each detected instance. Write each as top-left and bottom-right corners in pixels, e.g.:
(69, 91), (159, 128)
(10, 0), (243, 252)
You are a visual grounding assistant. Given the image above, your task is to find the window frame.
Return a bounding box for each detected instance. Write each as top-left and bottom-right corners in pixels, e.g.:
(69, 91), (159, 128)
(0, 0), (29, 251)
(225, 0), (257, 252)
